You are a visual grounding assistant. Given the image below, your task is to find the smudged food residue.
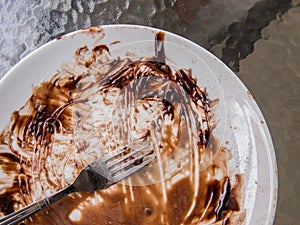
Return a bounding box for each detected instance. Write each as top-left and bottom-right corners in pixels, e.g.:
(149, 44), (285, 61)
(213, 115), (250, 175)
(0, 32), (245, 224)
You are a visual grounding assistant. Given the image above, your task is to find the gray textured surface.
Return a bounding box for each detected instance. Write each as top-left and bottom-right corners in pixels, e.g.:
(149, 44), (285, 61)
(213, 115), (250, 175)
(239, 6), (300, 224)
(0, 0), (299, 224)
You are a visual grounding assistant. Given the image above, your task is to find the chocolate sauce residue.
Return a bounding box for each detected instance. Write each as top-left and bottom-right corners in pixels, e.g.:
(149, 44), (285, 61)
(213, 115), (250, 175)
(0, 35), (244, 224)
(56, 35), (63, 40)
(155, 31), (166, 63)
(100, 60), (211, 146)
(109, 40), (121, 45)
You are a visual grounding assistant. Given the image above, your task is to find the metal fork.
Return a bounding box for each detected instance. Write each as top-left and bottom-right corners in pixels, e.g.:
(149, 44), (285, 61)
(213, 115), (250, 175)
(0, 138), (154, 225)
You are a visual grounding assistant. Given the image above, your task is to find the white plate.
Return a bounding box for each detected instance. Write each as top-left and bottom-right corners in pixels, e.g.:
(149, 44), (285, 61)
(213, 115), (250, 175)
(0, 25), (277, 225)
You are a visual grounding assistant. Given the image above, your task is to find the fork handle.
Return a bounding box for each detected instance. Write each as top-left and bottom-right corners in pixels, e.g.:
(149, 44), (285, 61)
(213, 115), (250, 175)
(0, 185), (74, 225)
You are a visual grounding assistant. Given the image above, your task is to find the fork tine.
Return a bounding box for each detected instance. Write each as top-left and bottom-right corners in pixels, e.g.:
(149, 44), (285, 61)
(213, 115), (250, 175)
(109, 148), (153, 173)
(111, 153), (156, 183)
(106, 144), (152, 169)
(101, 138), (145, 162)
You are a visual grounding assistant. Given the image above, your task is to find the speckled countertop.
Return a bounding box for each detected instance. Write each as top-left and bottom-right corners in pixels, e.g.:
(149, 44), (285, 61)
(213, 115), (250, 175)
(0, 0), (299, 224)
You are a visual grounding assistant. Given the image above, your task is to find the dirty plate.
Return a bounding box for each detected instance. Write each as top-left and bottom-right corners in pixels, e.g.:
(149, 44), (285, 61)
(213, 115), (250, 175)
(0, 25), (277, 225)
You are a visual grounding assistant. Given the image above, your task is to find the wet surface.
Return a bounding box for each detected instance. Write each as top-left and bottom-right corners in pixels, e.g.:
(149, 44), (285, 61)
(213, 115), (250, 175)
(0, 0), (299, 224)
